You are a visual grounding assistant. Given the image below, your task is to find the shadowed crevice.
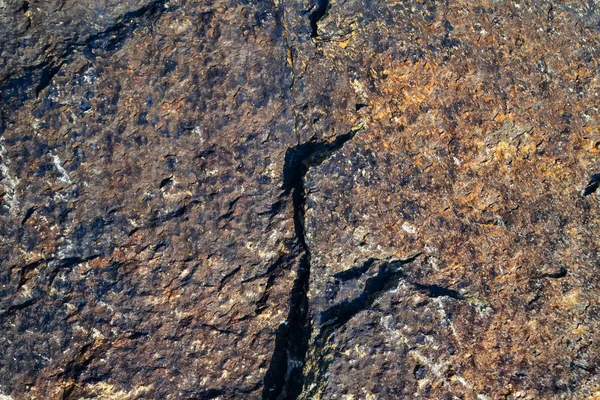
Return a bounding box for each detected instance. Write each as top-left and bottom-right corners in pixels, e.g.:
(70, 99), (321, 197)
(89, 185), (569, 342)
(263, 123), (365, 400)
(319, 256), (421, 332)
(410, 282), (465, 300)
(583, 173), (600, 196)
(309, 0), (330, 38)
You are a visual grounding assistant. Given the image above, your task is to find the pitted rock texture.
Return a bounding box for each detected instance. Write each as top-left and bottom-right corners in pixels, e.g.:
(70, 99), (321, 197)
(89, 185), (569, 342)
(0, 0), (599, 399)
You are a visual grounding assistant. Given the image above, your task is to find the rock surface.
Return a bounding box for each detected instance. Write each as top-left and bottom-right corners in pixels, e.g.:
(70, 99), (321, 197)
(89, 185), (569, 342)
(0, 0), (599, 399)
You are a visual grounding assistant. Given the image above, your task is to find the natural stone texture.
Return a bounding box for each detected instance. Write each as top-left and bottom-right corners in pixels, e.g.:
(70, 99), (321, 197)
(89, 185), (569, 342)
(1, 1), (303, 398)
(0, 0), (599, 399)
(303, 2), (600, 398)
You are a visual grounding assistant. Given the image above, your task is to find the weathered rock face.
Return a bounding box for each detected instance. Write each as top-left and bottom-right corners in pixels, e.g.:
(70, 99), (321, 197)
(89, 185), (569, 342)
(0, 0), (599, 399)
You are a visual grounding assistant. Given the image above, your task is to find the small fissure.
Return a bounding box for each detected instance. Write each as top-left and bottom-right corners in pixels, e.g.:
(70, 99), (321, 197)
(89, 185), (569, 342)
(410, 282), (465, 300)
(197, 389), (225, 400)
(147, 200), (198, 227)
(60, 340), (108, 400)
(78, 0), (170, 54)
(540, 267), (568, 279)
(34, 61), (63, 97)
(218, 265), (241, 291)
(47, 255), (101, 287)
(19, 0), (30, 13)
(583, 173), (600, 196)
(263, 124), (364, 400)
(309, 0), (330, 38)
(333, 257), (377, 282)
(159, 175), (174, 189)
(21, 206), (37, 226)
(16, 258), (45, 291)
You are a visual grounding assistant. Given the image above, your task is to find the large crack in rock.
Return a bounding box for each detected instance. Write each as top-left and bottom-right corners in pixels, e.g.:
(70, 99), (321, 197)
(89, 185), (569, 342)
(263, 121), (365, 400)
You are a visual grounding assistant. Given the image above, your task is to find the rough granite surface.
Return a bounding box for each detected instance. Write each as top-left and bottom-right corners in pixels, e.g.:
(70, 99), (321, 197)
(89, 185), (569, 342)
(0, 0), (599, 399)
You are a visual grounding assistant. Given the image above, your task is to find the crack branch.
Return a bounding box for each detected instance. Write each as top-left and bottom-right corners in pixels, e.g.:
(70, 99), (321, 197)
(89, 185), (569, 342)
(300, 255), (479, 398)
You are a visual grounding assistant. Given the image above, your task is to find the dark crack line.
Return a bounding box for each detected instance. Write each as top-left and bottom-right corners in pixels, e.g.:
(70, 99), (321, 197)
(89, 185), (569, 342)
(272, 0), (299, 142)
(47, 255), (101, 287)
(409, 282), (465, 300)
(147, 199), (199, 228)
(21, 205), (37, 226)
(262, 122), (365, 400)
(583, 173), (600, 196)
(0, 255), (101, 321)
(76, 0), (171, 54)
(34, 61), (64, 97)
(333, 257), (378, 282)
(59, 338), (110, 400)
(319, 256), (422, 331)
(309, 0), (330, 38)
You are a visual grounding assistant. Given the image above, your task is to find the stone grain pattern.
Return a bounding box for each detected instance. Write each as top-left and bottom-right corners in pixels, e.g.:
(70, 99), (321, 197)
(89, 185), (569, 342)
(0, 0), (599, 399)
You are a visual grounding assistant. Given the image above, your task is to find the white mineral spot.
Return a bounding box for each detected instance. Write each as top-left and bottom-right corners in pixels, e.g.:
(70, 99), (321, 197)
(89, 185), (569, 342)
(436, 298), (459, 339)
(193, 126), (205, 144)
(0, 143), (19, 213)
(0, 394), (14, 400)
(52, 154), (72, 183)
(350, 79), (367, 100)
(455, 375), (473, 389)
(379, 314), (401, 339)
(401, 222), (416, 234)
(83, 68), (97, 85)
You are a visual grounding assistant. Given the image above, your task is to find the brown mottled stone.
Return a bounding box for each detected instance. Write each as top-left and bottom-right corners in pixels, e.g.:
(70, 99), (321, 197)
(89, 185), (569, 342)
(0, 0), (599, 399)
